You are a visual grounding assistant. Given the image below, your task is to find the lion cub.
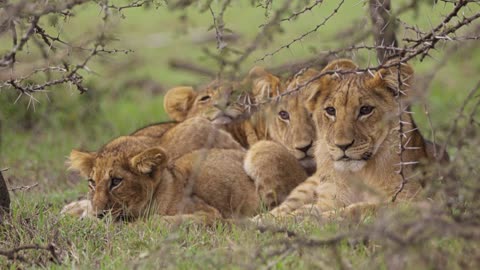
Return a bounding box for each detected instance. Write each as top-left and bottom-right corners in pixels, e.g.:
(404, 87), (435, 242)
(62, 117), (306, 220)
(262, 59), (448, 220)
(67, 134), (259, 222)
(164, 68), (316, 174)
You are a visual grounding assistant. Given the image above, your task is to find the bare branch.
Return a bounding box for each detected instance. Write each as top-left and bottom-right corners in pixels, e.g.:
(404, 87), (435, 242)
(168, 58), (217, 77)
(0, 243), (61, 265)
(256, 0), (345, 63)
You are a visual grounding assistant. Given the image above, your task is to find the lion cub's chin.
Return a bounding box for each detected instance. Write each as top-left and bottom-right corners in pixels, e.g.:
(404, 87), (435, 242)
(333, 160), (366, 172)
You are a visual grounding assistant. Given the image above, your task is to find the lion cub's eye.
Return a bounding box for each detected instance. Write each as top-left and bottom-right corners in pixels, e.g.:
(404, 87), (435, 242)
(278, 110), (290, 120)
(325, 107), (336, 116)
(199, 95), (211, 102)
(110, 177), (123, 189)
(88, 179), (96, 189)
(359, 106), (374, 116)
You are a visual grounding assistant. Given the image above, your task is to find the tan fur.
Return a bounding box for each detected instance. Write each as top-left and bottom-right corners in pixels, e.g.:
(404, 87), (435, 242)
(161, 69), (316, 205)
(265, 59), (448, 219)
(244, 140), (308, 208)
(163, 68), (317, 174)
(61, 199), (94, 219)
(63, 118), (245, 219)
(62, 118), (298, 221)
(130, 117), (244, 157)
(66, 135), (260, 222)
(164, 82), (245, 124)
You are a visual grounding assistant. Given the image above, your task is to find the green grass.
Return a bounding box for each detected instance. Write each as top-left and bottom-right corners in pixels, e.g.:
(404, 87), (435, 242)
(1, 0), (480, 268)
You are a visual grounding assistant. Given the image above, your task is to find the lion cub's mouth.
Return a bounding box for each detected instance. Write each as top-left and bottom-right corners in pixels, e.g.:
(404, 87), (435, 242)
(211, 115), (233, 125)
(299, 157), (316, 175)
(336, 152), (373, 162)
(209, 110), (241, 125)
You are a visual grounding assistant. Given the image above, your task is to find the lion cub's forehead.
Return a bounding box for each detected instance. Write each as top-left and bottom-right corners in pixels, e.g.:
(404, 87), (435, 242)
(91, 136), (149, 180)
(325, 76), (383, 107)
(91, 156), (128, 180)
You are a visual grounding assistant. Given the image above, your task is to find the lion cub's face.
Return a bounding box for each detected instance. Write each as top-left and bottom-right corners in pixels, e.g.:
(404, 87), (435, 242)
(68, 136), (166, 219)
(164, 67), (284, 126)
(267, 93), (315, 171)
(307, 59), (414, 172)
(164, 82), (246, 125)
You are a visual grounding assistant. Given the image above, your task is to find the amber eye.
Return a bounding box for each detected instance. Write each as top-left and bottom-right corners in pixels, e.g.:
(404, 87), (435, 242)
(278, 110), (290, 120)
(110, 177), (123, 189)
(199, 95), (211, 102)
(88, 179), (95, 189)
(325, 107), (336, 116)
(359, 106), (374, 116)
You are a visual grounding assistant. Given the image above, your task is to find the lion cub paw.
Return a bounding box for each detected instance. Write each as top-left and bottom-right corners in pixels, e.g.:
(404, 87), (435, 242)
(61, 199), (94, 219)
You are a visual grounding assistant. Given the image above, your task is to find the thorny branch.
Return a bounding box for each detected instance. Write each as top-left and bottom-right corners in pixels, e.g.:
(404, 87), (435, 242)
(228, 0), (292, 73)
(441, 79), (480, 161)
(369, 0), (398, 62)
(256, 201), (480, 268)
(259, 0), (324, 27)
(209, 0), (232, 50)
(0, 0), (138, 99)
(392, 62), (409, 202)
(255, 0), (345, 63)
(9, 182), (39, 192)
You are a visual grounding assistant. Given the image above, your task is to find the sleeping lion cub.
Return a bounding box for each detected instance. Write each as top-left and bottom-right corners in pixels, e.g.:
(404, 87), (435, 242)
(262, 59), (447, 220)
(67, 135), (258, 222)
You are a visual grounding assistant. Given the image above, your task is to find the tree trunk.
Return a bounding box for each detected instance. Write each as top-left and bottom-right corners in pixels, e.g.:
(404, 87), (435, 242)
(369, 0), (398, 62)
(0, 170), (10, 222)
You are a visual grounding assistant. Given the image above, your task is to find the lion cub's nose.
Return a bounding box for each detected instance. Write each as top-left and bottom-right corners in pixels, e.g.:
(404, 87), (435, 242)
(95, 210), (108, 219)
(335, 140), (354, 151)
(296, 141), (313, 154)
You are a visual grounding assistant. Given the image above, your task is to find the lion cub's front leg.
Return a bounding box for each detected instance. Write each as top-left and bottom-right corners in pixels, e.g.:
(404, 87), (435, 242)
(252, 176), (337, 223)
(244, 141), (307, 208)
(320, 202), (379, 221)
(162, 195), (223, 226)
(61, 199), (95, 219)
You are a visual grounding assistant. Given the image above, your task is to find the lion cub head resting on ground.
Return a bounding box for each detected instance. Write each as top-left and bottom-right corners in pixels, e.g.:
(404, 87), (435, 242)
(69, 136), (166, 219)
(68, 135), (259, 220)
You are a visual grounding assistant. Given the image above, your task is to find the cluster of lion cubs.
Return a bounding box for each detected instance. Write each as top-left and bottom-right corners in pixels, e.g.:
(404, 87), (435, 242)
(62, 59), (448, 224)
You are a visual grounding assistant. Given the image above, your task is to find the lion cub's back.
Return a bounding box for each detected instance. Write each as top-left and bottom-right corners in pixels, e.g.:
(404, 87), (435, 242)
(177, 149), (259, 218)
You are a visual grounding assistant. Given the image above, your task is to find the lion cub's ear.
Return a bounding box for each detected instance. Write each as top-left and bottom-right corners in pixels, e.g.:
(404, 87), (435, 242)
(130, 147), (167, 175)
(164, 86), (197, 122)
(367, 58), (414, 98)
(305, 59), (358, 112)
(290, 68), (320, 99)
(68, 150), (96, 177)
(246, 66), (282, 102)
(321, 59), (358, 72)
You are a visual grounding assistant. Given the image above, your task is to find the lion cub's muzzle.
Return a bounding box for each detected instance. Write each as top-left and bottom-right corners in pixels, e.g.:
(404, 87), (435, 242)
(328, 140), (374, 172)
(293, 140), (314, 159)
(329, 139), (373, 161)
(95, 208), (131, 221)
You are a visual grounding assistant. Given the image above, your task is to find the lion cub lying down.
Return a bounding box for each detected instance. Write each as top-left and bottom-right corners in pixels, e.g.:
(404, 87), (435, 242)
(63, 117), (307, 221)
(67, 135), (260, 222)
